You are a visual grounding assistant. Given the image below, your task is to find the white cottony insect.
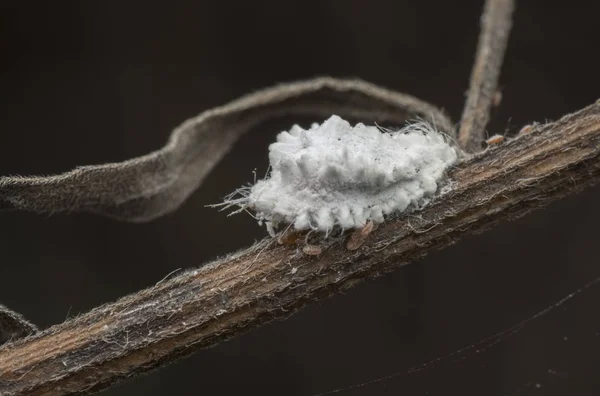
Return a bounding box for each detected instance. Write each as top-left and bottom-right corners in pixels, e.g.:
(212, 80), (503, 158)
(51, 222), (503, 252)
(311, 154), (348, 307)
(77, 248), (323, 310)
(217, 115), (458, 236)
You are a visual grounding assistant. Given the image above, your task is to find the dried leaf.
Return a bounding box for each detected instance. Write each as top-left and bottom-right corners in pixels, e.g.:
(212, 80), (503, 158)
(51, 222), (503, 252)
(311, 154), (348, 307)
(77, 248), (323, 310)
(0, 77), (454, 222)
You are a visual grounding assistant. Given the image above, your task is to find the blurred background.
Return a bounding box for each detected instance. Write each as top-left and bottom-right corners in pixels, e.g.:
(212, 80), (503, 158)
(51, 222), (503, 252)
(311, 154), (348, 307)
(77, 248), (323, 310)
(1, 1), (599, 395)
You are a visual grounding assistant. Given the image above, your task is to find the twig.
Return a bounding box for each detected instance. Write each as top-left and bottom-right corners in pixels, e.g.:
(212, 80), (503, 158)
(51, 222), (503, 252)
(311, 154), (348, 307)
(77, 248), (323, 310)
(458, 0), (515, 152)
(1, 100), (599, 396)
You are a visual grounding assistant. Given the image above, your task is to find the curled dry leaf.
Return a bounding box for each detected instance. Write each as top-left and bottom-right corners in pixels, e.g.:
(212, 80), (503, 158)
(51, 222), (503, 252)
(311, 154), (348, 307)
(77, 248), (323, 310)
(0, 77), (454, 222)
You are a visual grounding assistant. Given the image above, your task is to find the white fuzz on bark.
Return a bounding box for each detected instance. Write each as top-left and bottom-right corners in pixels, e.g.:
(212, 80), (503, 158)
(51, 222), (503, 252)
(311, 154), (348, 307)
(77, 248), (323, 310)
(219, 115), (458, 235)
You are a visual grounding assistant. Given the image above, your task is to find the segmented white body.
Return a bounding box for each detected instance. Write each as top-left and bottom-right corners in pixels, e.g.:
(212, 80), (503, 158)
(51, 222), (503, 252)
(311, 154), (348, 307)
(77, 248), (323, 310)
(223, 115), (458, 235)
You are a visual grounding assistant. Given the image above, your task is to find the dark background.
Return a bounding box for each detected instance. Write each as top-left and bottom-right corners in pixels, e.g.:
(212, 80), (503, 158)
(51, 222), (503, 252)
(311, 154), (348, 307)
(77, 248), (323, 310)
(1, 1), (599, 395)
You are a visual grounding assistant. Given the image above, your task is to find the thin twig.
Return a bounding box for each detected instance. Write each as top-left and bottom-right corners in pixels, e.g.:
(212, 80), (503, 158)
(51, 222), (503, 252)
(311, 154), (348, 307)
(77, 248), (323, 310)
(458, 0), (515, 152)
(1, 100), (599, 396)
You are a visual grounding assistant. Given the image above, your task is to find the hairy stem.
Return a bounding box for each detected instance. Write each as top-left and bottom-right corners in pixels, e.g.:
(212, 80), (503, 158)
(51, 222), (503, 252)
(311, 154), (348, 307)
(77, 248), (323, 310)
(1, 99), (598, 396)
(458, 0), (515, 152)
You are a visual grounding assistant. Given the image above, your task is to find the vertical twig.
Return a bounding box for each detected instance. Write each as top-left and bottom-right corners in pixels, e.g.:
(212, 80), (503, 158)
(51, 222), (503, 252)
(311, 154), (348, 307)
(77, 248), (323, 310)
(458, 0), (515, 153)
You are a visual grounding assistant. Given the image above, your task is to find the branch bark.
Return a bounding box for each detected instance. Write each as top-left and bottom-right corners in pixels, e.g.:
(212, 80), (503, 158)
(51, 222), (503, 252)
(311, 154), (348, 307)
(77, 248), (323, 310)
(458, 0), (514, 152)
(1, 99), (599, 396)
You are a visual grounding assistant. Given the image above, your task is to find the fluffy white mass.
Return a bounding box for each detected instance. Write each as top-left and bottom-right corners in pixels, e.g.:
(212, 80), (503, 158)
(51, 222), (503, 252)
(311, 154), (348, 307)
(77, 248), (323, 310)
(223, 115), (458, 235)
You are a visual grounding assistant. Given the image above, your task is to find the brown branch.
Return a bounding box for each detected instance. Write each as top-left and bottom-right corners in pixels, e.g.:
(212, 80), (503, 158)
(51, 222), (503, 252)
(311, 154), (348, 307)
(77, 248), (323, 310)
(1, 99), (599, 396)
(458, 0), (515, 152)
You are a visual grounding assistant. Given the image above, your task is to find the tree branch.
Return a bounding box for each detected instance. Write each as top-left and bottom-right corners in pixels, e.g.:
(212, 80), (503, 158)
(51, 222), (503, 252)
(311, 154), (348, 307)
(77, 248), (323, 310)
(458, 0), (515, 152)
(1, 99), (599, 396)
